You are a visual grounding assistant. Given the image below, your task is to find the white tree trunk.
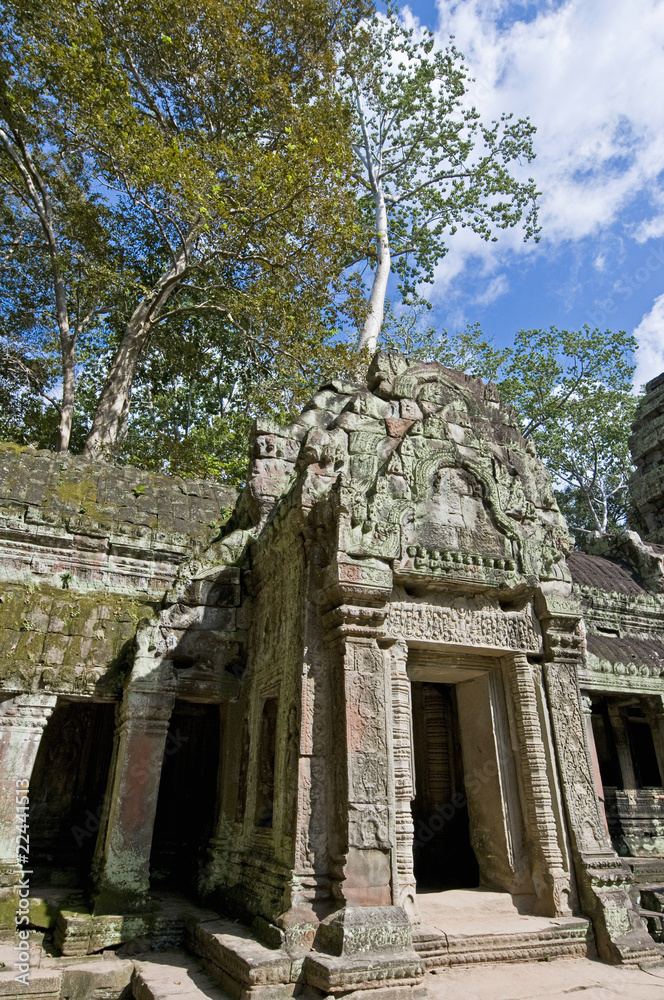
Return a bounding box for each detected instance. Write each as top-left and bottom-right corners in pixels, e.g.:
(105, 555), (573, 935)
(359, 189), (391, 354)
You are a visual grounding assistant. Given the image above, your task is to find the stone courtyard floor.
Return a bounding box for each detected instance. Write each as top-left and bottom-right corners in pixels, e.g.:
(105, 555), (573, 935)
(425, 956), (664, 1000)
(3, 940), (664, 999)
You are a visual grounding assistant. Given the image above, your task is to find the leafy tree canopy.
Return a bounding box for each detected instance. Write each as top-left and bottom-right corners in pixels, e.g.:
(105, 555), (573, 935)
(0, 0), (369, 457)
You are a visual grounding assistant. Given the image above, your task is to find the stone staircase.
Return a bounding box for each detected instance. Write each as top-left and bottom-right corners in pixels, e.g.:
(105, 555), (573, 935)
(412, 889), (592, 968)
(185, 915), (296, 1000)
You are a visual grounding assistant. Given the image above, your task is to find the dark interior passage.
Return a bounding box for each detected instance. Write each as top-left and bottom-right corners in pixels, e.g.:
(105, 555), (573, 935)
(411, 681), (479, 890)
(30, 699), (116, 884)
(150, 701), (221, 890)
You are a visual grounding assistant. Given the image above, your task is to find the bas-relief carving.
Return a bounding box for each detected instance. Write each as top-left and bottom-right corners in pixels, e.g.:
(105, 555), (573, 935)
(503, 654), (570, 915)
(544, 660), (607, 855)
(389, 643), (418, 920)
(384, 599), (543, 654)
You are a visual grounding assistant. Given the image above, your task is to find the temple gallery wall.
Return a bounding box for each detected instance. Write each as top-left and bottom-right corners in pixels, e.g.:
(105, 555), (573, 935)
(3, 353), (664, 997)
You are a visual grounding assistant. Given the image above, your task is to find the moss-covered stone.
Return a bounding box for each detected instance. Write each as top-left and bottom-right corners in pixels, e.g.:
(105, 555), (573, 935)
(0, 581), (156, 695)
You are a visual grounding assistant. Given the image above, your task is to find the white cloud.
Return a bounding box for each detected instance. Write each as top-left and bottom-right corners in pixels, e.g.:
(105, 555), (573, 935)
(634, 216), (664, 243)
(633, 293), (664, 389)
(428, 0), (664, 246)
(473, 273), (510, 305)
(398, 0), (664, 314)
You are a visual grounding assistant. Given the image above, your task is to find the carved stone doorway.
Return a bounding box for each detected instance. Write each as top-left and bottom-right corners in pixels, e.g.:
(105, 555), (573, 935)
(149, 701), (221, 890)
(30, 698), (116, 886)
(410, 681), (479, 891)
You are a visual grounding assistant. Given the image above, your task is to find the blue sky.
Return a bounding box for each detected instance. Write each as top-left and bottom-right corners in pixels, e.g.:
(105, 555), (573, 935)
(387, 0), (664, 386)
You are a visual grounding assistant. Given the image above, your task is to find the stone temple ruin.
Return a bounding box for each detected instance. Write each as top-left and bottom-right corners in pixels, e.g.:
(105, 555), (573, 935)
(3, 353), (664, 996)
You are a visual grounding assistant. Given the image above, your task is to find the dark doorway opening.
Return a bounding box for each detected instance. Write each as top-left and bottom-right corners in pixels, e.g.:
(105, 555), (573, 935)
(411, 681), (479, 891)
(30, 699), (116, 885)
(150, 701), (221, 890)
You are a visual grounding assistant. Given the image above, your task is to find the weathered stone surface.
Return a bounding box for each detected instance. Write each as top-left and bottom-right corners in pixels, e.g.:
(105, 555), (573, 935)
(60, 959), (132, 999)
(8, 351), (664, 995)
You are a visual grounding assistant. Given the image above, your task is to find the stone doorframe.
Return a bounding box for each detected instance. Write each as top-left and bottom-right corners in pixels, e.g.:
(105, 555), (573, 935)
(387, 639), (573, 922)
(382, 593), (660, 962)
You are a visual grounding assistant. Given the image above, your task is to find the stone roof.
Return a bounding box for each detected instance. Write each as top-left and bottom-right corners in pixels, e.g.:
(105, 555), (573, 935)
(0, 443), (237, 595)
(567, 551), (647, 595)
(586, 633), (664, 671)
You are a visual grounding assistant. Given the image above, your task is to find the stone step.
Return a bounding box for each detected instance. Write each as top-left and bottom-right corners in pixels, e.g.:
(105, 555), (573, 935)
(52, 895), (220, 956)
(132, 952), (233, 1000)
(0, 966), (60, 998)
(414, 919), (591, 968)
(0, 943), (133, 999)
(412, 890), (591, 968)
(185, 918), (295, 1000)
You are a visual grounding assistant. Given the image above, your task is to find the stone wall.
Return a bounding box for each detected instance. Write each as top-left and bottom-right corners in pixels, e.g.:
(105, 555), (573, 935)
(0, 443), (237, 698)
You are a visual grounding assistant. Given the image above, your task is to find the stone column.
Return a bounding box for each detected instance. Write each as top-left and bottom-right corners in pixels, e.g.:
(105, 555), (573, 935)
(304, 604), (424, 997)
(92, 687), (175, 914)
(0, 694), (56, 886)
(606, 704), (637, 790)
(503, 653), (570, 915)
(323, 604), (393, 908)
(540, 598), (658, 963)
(580, 694), (610, 835)
(389, 640), (418, 922)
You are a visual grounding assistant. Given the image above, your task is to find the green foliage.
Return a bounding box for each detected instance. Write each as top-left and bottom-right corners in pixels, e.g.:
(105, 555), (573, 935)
(381, 319), (638, 534)
(380, 298), (509, 383)
(498, 326), (639, 534)
(0, 0), (368, 455)
(340, 4), (540, 348)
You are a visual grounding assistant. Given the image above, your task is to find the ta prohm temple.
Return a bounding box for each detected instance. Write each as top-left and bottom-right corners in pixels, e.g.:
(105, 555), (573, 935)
(3, 353), (664, 997)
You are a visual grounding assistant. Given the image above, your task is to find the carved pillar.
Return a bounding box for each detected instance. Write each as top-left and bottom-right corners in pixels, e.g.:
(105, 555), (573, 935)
(540, 598), (658, 963)
(0, 694), (56, 886)
(304, 604), (424, 997)
(323, 604), (393, 908)
(606, 704), (637, 790)
(580, 695), (610, 835)
(503, 653), (570, 915)
(92, 687), (175, 914)
(389, 641), (418, 922)
(643, 696), (664, 785)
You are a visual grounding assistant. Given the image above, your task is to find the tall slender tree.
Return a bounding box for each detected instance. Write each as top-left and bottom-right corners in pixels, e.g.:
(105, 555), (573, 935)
(340, 5), (540, 352)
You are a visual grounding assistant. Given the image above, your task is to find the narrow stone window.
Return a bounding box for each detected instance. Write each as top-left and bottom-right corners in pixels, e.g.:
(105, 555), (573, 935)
(255, 697), (278, 828)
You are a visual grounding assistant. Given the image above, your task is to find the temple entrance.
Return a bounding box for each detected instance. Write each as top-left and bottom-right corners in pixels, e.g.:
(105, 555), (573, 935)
(30, 698), (116, 885)
(150, 701), (221, 890)
(410, 681), (479, 890)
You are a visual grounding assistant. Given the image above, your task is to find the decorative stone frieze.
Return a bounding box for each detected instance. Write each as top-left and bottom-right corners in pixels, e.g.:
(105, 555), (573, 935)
(384, 599), (542, 654)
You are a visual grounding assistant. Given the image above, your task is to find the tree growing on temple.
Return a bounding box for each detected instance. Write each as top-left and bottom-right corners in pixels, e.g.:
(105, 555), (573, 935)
(0, 0), (368, 456)
(339, 4), (540, 352)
